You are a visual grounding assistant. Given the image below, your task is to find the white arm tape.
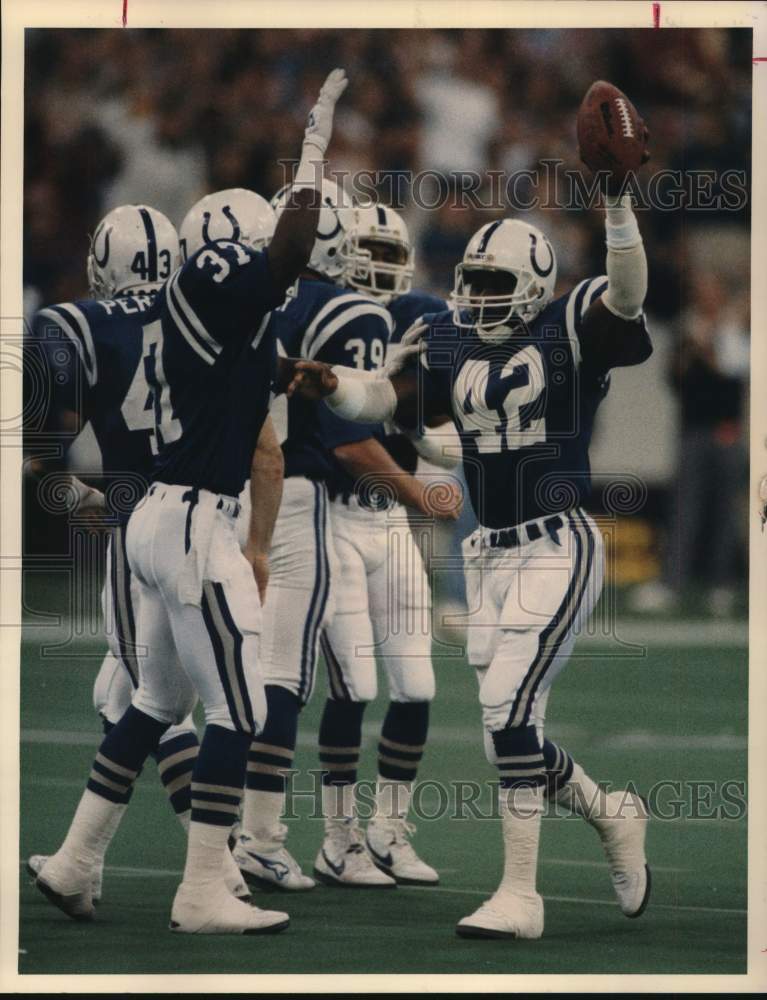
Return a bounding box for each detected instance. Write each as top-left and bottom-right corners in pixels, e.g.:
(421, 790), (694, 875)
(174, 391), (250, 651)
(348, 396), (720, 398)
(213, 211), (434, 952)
(293, 140), (325, 189)
(603, 194), (647, 320)
(410, 423), (461, 470)
(325, 366), (397, 422)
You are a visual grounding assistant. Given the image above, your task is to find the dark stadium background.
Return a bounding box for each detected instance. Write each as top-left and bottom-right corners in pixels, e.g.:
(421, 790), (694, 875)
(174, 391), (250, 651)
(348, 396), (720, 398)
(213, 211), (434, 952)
(20, 27), (749, 975)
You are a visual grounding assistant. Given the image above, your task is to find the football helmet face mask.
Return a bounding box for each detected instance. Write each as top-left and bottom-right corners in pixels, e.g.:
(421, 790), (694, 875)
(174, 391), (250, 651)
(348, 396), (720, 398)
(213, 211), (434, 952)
(270, 179), (356, 283)
(87, 204), (180, 300)
(450, 219), (557, 343)
(179, 188), (276, 261)
(347, 204), (414, 304)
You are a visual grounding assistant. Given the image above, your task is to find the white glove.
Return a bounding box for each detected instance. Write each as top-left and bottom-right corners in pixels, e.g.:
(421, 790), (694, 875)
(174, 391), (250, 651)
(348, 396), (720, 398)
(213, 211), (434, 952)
(72, 475), (106, 514)
(383, 320), (428, 378)
(304, 68), (348, 155)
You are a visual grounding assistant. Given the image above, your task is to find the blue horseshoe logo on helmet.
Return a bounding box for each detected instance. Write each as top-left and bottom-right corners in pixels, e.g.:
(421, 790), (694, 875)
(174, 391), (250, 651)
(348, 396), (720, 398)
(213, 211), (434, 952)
(92, 224), (111, 267)
(202, 206), (241, 244)
(316, 196), (343, 242)
(529, 233), (554, 277)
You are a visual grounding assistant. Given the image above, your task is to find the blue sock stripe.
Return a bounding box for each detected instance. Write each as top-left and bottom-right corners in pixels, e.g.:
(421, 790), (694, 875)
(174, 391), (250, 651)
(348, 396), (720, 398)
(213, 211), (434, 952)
(377, 743), (423, 762)
(499, 774), (546, 789)
(248, 749), (294, 769)
(190, 807), (238, 827)
(91, 759), (134, 789)
(190, 788), (242, 807)
(246, 772), (285, 793)
(87, 777), (133, 804)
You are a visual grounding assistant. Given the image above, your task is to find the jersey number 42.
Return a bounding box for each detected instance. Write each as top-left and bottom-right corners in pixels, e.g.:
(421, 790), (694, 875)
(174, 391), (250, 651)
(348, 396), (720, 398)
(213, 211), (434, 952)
(453, 346), (547, 453)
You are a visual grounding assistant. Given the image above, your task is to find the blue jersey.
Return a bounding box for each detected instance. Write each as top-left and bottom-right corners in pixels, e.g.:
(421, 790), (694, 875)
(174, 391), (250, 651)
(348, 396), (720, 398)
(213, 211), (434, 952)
(268, 278), (392, 493)
(419, 276), (620, 529)
(33, 292), (159, 509)
(382, 289), (448, 472)
(387, 289), (447, 344)
(148, 239), (284, 497)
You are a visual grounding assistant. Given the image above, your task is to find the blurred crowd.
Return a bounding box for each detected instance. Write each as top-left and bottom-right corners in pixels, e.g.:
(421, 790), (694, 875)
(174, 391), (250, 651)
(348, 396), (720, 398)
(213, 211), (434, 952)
(23, 27), (752, 609)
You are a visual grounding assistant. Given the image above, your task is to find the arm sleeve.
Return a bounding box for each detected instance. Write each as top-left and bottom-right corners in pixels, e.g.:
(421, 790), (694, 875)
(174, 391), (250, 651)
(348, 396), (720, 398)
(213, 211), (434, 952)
(169, 241), (286, 352)
(314, 304), (391, 448)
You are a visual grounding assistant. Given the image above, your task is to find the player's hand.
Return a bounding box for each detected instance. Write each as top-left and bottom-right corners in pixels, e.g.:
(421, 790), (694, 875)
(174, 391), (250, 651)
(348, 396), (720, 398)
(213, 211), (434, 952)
(72, 480), (110, 531)
(383, 320), (428, 378)
(417, 478), (464, 522)
(243, 545), (270, 603)
(304, 68), (348, 154)
(284, 359), (339, 400)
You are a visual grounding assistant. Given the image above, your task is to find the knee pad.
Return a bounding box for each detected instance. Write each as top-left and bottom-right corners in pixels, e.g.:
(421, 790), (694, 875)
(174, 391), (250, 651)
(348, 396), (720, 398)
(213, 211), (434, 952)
(93, 653), (133, 725)
(388, 662), (435, 703)
(133, 683), (197, 728)
(159, 713), (199, 745)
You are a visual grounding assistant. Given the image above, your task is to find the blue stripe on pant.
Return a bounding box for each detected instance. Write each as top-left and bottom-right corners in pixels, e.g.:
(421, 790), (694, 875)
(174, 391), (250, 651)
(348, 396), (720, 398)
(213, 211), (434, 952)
(506, 509), (595, 729)
(298, 482), (331, 705)
(110, 524), (139, 687)
(200, 581), (257, 734)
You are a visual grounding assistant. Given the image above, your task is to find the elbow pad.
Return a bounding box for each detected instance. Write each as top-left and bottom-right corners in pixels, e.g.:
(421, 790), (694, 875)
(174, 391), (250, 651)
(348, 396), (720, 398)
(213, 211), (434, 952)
(325, 367), (397, 422)
(603, 195), (647, 321)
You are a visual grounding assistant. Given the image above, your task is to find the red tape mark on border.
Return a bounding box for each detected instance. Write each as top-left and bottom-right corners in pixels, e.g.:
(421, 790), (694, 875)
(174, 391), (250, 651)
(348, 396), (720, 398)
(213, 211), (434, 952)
(652, 2), (660, 28)
(122, 0), (128, 27)
(754, 57), (767, 63)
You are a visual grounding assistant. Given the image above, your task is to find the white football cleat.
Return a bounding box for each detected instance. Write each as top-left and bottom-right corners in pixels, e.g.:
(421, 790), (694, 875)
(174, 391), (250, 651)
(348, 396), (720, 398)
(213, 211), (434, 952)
(34, 852), (96, 922)
(233, 824), (315, 891)
(313, 819), (396, 888)
(597, 790), (651, 918)
(169, 881), (289, 935)
(221, 845), (252, 901)
(456, 891), (544, 939)
(366, 819), (439, 885)
(27, 853), (104, 904)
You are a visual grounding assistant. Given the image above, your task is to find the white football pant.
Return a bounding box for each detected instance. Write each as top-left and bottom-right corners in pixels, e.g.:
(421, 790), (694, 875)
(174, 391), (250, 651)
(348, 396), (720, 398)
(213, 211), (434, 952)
(321, 496), (435, 704)
(125, 483), (266, 734)
(463, 508), (604, 759)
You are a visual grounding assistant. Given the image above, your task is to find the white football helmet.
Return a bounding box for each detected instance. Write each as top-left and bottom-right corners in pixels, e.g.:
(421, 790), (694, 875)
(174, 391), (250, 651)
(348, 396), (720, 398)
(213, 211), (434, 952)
(87, 204), (180, 300)
(270, 179), (356, 283)
(179, 188), (276, 261)
(347, 203), (414, 304)
(451, 219), (557, 343)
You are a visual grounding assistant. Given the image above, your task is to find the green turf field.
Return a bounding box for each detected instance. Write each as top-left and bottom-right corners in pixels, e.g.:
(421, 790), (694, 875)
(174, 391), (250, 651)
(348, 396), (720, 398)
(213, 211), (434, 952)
(18, 578), (747, 976)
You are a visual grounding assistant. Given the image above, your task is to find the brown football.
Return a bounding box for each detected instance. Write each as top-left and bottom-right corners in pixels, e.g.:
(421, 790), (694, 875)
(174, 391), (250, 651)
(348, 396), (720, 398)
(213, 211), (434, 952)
(576, 80), (649, 183)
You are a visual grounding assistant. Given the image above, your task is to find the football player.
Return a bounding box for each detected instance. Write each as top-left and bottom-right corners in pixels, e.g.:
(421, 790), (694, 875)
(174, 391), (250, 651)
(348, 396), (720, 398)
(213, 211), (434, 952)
(34, 68), (348, 935)
(320, 201), (462, 883)
(217, 179), (460, 891)
(288, 188), (654, 938)
(25, 203), (249, 905)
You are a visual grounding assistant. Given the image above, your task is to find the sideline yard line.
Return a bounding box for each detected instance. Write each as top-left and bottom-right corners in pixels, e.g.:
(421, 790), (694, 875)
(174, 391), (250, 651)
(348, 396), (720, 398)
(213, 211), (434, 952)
(21, 617), (747, 649)
(20, 726), (748, 753)
(18, 862), (745, 915)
